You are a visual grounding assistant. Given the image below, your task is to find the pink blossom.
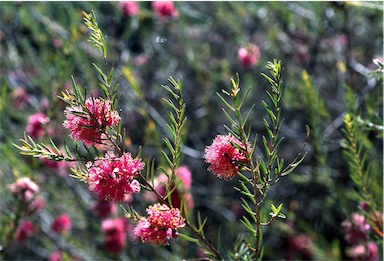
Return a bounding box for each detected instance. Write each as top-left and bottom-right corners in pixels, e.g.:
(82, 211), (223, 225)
(86, 152), (144, 202)
(287, 234), (313, 260)
(63, 97), (120, 147)
(15, 220), (36, 242)
(144, 171), (194, 210)
(26, 112), (50, 139)
(9, 177), (39, 203)
(358, 201), (370, 212)
(133, 54), (148, 66)
(175, 166), (192, 190)
(238, 43), (260, 69)
(49, 251), (62, 261)
(120, 1), (139, 16)
(27, 196), (45, 215)
(53, 38), (62, 49)
(11, 87), (29, 110)
(102, 218), (127, 253)
(152, 1), (179, 20)
(52, 214), (72, 234)
(93, 200), (117, 219)
(346, 242), (379, 261)
(204, 134), (250, 180)
(342, 213), (370, 244)
(134, 204), (185, 245)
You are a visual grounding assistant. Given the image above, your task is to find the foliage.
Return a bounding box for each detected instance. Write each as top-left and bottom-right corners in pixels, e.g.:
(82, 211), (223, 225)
(1, 2), (382, 260)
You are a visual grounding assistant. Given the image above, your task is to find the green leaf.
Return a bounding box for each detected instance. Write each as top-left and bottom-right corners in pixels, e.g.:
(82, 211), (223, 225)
(217, 92), (235, 111)
(240, 217), (256, 234)
(161, 151), (173, 168)
(93, 63), (107, 82)
(178, 233), (200, 243)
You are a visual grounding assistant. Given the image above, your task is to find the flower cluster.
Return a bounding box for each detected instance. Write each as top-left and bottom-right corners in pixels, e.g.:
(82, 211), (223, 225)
(9, 177), (39, 203)
(86, 152), (144, 202)
(134, 204), (185, 245)
(27, 112), (50, 139)
(15, 220), (36, 242)
(144, 166), (194, 209)
(238, 43), (260, 69)
(11, 87), (30, 110)
(346, 241), (379, 261)
(342, 213), (370, 244)
(204, 134), (250, 180)
(49, 251), (62, 261)
(120, 1), (139, 16)
(52, 214), (72, 234)
(287, 233), (313, 260)
(342, 212), (379, 261)
(92, 199), (117, 219)
(102, 217), (128, 253)
(152, 1), (178, 20)
(63, 97), (120, 147)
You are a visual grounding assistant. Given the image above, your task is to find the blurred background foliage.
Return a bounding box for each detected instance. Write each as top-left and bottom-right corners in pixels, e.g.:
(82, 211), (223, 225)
(0, 1), (382, 260)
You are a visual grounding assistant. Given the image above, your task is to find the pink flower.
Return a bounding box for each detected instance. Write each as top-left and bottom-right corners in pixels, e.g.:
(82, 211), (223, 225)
(144, 171), (194, 210)
(63, 97), (120, 147)
(346, 242), (379, 261)
(120, 1), (139, 16)
(134, 204), (185, 245)
(27, 196), (45, 215)
(26, 112), (50, 139)
(152, 1), (178, 20)
(175, 166), (192, 190)
(204, 134), (250, 180)
(133, 54), (148, 66)
(11, 87), (29, 110)
(86, 152), (144, 202)
(342, 213), (370, 244)
(287, 234), (313, 260)
(238, 43), (260, 69)
(52, 214), (72, 234)
(102, 218), (127, 253)
(93, 200), (117, 219)
(49, 251), (62, 261)
(9, 177), (39, 203)
(15, 220), (36, 242)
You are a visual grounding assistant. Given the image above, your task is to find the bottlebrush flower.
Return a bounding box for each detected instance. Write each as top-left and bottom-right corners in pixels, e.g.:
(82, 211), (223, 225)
(204, 134), (250, 180)
(15, 220), (36, 242)
(238, 43), (260, 69)
(102, 218), (128, 253)
(27, 196), (45, 215)
(152, 1), (179, 20)
(92, 199), (117, 219)
(144, 168), (194, 210)
(49, 251), (62, 261)
(26, 112), (50, 139)
(346, 242), (379, 261)
(86, 152), (144, 202)
(120, 1), (139, 16)
(9, 177), (39, 203)
(11, 87), (29, 110)
(134, 204), (185, 245)
(287, 233), (313, 260)
(63, 97), (120, 147)
(52, 214), (72, 234)
(175, 166), (192, 190)
(342, 213), (370, 244)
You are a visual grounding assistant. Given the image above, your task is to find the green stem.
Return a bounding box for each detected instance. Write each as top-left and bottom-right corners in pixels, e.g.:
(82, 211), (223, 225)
(233, 97), (261, 259)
